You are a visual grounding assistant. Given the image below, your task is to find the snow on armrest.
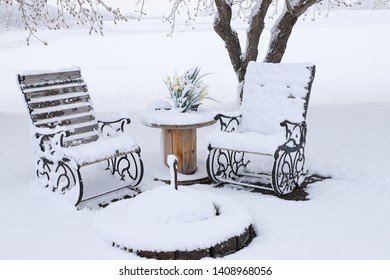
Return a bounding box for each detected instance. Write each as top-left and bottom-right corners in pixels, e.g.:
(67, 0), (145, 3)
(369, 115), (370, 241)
(96, 111), (131, 123)
(30, 126), (68, 157)
(280, 120), (307, 147)
(214, 111), (242, 132)
(96, 112), (131, 137)
(214, 110), (241, 119)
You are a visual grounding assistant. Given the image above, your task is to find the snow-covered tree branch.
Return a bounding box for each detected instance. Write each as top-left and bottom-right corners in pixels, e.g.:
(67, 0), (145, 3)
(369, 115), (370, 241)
(0, 0), (126, 44)
(373, 0), (390, 9)
(1, 0), (361, 97)
(149, 0), (360, 98)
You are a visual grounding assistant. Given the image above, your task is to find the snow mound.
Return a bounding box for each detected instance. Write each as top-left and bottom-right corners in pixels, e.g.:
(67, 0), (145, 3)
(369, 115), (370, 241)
(93, 186), (253, 252)
(109, 186), (217, 223)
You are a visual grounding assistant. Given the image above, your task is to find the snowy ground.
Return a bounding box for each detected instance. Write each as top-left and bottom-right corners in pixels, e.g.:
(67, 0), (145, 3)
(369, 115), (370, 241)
(0, 9), (389, 260)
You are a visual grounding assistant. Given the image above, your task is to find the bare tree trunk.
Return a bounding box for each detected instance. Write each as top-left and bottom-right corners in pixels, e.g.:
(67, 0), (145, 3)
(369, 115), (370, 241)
(264, 9), (298, 63)
(213, 0), (272, 100)
(240, 0), (273, 82)
(212, 0), (318, 100)
(213, 0), (243, 77)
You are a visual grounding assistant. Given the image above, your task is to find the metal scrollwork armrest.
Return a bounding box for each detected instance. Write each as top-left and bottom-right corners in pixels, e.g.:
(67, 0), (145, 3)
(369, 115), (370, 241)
(33, 128), (68, 157)
(215, 113), (242, 133)
(280, 120), (307, 148)
(97, 118), (131, 137)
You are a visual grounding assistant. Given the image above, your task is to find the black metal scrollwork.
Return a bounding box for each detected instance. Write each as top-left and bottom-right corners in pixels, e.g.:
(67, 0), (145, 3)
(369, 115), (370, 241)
(207, 147), (249, 183)
(270, 121), (307, 195)
(106, 151), (143, 187)
(272, 146), (305, 195)
(280, 120), (307, 149)
(35, 155), (83, 205)
(98, 118), (131, 137)
(36, 158), (52, 189)
(215, 114), (241, 133)
(207, 119), (308, 195)
(53, 158), (79, 193)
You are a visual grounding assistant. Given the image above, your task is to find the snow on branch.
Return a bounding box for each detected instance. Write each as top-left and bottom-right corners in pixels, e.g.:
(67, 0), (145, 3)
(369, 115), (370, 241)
(151, 0), (216, 36)
(0, 0), (126, 45)
(373, 0), (390, 9)
(164, 0), (194, 36)
(300, 0), (361, 20)
(153, 0), (361, 34)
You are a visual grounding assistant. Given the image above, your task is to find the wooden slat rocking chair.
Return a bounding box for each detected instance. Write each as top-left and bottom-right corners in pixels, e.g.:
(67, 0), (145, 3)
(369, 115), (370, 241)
(206, 62), (316, 196)
(18, 67), (144, 206)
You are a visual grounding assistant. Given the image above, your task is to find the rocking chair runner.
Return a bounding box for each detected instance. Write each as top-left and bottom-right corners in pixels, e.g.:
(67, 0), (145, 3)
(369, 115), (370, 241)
(18, 67), (144, 206)
(206, 62), (316, 195)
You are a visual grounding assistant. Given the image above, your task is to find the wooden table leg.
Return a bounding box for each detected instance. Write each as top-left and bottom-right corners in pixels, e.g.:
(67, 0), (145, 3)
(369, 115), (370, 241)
(163, 128), (197, 175)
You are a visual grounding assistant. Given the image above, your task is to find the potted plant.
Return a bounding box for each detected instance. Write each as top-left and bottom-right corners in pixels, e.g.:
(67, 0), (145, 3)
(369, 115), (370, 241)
(164, 67), (210, 113)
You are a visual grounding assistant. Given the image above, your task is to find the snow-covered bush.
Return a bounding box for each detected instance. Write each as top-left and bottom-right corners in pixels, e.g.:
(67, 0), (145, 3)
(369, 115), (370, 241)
(0, 4), (38, 31)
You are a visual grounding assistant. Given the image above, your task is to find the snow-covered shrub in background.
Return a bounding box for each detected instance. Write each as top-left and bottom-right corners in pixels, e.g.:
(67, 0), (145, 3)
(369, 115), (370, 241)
(0, 3), (72, 32)
(0, 5), (27, 31)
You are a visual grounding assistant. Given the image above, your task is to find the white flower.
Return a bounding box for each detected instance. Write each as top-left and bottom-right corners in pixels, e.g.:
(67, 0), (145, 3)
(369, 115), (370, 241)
(163, 67), (210, 113)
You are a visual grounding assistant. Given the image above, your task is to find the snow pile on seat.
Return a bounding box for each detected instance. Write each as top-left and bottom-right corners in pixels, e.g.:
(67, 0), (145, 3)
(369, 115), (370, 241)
(63, 134), (139, 165)
(239, 62), (313, 135)
(207, 130), (285, 155)
(93, 186), (253, 252)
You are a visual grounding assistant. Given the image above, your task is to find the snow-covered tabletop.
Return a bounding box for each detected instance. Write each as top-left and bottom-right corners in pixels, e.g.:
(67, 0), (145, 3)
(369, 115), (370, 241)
(140, 100), (216, 128)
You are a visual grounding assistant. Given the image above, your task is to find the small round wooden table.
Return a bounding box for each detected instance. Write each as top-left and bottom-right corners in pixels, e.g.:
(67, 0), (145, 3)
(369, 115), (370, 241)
(142, 110), (216, 184)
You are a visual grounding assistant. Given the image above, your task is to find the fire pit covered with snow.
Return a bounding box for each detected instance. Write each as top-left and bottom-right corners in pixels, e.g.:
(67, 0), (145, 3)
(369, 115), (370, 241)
(93, 186), (256, 259)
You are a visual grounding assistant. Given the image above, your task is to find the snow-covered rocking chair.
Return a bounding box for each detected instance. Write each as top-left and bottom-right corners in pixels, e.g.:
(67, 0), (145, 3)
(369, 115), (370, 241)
(18, 68), (144, 206)
(206, 62), (315, 195)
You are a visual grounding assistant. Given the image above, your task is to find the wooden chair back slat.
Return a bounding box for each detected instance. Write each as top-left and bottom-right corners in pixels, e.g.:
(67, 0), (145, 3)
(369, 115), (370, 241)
(18, 69), (82, 87)
(18, 68), (100, 147)
(30, 105), (94, 122)
(24, 83), (87, 99)
(28, 94), (90, 110)
(35, 114), (96, 129)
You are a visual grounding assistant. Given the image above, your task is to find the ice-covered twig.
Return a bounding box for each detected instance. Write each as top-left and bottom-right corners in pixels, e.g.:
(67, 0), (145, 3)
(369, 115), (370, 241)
(3, 0), (127, 45)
